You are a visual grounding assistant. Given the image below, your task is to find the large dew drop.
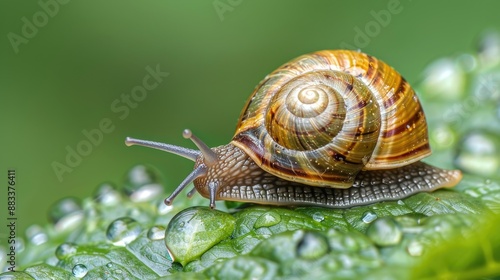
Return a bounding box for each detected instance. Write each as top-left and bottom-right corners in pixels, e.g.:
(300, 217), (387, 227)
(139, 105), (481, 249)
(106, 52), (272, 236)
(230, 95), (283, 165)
(165, 207), (235, 266)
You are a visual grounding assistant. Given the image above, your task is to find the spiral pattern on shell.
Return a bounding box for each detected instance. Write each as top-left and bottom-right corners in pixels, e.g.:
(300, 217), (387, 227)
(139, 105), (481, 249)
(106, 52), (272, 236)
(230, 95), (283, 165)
(232, 50), (430, 188)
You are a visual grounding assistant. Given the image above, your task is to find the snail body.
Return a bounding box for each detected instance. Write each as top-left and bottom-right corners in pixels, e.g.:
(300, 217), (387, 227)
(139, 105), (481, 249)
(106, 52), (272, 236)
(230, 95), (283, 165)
(126, 50), (462, 208)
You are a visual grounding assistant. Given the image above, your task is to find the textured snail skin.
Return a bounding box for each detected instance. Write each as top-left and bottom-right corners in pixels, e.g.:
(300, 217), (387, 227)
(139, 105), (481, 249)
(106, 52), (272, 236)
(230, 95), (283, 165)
(193, 144), (462, 208)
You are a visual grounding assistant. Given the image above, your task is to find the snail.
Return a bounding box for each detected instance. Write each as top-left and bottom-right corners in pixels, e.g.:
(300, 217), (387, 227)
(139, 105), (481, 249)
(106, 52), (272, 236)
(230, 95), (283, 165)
(125, 50), (462, 209)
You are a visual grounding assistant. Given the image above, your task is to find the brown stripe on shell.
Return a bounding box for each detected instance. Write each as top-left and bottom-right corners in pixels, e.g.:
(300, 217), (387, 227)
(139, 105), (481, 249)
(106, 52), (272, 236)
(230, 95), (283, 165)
(365, 55), (377, 81)
(382, 76), (404, 109)
(383, 109), (424, 138)
(372, 142), (431, 163)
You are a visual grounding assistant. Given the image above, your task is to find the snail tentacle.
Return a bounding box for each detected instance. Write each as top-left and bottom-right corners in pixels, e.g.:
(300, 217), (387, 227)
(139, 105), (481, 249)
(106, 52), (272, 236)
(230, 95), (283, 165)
(187, 187), (197, 198)
(183, 129), (218, 166)
(125, 136), (200, 161)
(208, 182), (218, 209)
(164, 164), (207, 205)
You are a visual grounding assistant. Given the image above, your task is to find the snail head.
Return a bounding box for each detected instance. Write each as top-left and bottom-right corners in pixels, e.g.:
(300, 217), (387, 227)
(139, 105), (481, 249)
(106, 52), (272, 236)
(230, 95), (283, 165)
(125, 129), (220, 208)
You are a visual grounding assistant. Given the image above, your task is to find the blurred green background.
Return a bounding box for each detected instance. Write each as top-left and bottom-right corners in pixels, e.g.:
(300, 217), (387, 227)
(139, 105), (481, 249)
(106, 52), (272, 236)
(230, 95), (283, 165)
(0, 1), (499, 236)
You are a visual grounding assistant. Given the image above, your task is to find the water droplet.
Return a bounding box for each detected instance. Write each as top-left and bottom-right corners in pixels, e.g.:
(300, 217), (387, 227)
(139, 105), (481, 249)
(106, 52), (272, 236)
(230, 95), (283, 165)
(340, 235), (360, 251)
(457, 53), (477, 72)
(72, 263), (88, 278)
(94, 182), (121, 205)
(147, 226), (166, 240)
(46, 255), (59, 266)
(25, 225), (48, 245)
(455, 130), (500, 177)
(431, 125), (456, 149)
(124, 165), (164, 202)
(254, 211), (281, 228)
(55, 243), (78, 260)
(165, 247), (174, 262)
(338, 254), (354, 269)
(48, 197), (84, 232)
(366, 217), (402, 246)
(395, 214), (425, 229)
(106, 217), (142, 246)
(312, 212), (324, 222)
(407, 240), (424, 256)
(361, 211), (378, 224)
(478, 31), (500, 67)
(296, 231), (329, 260)
(12, 238), (25, 253)
(48, 198), (84, 233)
(421, 58), (465, 100)
(472, 73), (500, 102)
(324, 259), (339, 270)
(131, 183), (164, 202)
(361, 155), (370, 165)
(57, 213), (85, 232)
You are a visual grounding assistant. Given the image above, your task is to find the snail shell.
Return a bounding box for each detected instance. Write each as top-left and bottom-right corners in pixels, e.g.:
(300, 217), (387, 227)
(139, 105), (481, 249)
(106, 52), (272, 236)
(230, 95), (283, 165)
(125, 50), (462, 208)
(234, 50), (431, 188)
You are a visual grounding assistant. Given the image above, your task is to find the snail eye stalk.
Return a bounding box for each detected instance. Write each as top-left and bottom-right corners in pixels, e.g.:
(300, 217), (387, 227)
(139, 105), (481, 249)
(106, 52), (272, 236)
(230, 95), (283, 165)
(182, 129), (218, 167)
(125, 136), (200, 161)
(164, 165), (207, 205)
